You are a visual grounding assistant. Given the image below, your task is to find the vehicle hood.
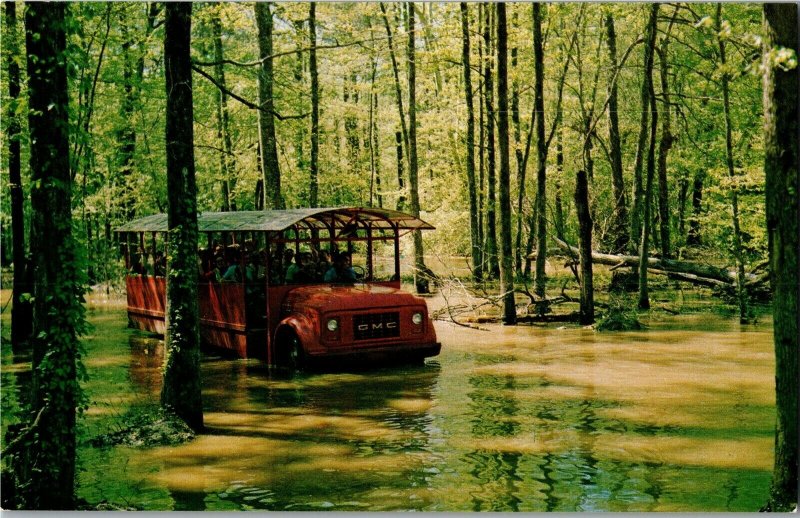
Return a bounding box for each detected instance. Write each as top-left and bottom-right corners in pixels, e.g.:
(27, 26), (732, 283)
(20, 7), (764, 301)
(282, 284), (426, 313)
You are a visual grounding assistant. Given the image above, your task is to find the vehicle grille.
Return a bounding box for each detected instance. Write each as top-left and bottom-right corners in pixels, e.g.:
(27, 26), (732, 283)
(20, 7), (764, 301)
(353, 312), (400, 341)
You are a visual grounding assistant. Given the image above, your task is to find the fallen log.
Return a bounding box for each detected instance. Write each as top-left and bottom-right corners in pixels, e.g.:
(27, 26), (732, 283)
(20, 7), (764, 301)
(553, 237), (758, 285)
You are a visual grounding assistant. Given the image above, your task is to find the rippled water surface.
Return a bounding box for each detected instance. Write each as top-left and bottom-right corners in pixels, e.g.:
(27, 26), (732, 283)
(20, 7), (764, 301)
(1, 297), (775, 511)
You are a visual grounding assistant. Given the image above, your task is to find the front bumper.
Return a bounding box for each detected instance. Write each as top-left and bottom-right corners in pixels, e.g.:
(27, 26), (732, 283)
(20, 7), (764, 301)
(306, 341), (441, 367)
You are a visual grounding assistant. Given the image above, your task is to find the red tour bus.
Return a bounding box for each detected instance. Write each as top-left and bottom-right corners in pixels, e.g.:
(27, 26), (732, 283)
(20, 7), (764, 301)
(116, 207), (440, 368)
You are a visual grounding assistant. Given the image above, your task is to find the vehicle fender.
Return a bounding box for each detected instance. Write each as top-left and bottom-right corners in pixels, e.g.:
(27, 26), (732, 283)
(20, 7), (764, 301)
(275, 314), (321, 353)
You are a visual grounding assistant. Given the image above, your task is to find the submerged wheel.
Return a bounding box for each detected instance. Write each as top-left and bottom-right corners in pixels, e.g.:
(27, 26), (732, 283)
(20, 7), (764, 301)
(278, 332), (305, 371)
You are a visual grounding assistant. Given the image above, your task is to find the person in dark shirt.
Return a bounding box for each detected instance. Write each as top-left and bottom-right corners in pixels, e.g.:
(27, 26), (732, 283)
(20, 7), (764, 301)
(324, 252), (357, 283)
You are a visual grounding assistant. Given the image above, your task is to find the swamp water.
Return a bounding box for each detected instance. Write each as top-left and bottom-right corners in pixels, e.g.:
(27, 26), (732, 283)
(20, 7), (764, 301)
(1, 296), (775, 511)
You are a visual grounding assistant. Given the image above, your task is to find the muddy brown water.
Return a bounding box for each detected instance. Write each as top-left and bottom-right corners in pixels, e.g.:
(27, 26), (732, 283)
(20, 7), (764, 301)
(1, 292), (775, 511)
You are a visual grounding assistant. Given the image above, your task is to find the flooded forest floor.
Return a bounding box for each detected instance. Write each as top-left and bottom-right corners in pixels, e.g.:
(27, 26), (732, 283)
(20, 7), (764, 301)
(0, 271), (776, 511)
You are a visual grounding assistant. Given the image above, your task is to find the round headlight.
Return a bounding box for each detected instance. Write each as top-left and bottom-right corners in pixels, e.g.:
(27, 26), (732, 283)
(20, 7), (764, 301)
(412, 312), (424, 325)
(326, 318), (339, 332)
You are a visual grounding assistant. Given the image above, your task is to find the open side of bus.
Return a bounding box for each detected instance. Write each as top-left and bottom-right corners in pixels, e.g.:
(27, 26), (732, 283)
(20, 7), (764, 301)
(115, 207), (440, 366)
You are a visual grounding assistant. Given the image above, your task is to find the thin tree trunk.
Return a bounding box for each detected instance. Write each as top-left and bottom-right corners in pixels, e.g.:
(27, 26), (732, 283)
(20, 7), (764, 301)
(483, 3), (499, 278)
(496, 3), (516, 324)
(677, 175), (689, 238)
(5, 1), (32, 348)
(511, 8), (526, 277)
(395, 130), (406, 209)
(309, 2), (319, 207)
(162, 2), (203, 432)
(716, 4), (748, 322)
(554, 126), (565, 240)
(630, 5), (656, 253)
(762, 4), (798, 511)
(407, 2), (429, 293)
(687, 171), (704, 245)
(460, 3), (481, 282)
(18, 2), (80, 508)
(656, 37), (673, 258)
(379, 2), (409, 208)
(368, 54), (378, 207)
(532, 3), (548, 297)
(477, 5), (485, 277)
(637, 3), (659, 310)
(605, 12), (629, 254)
(255, 2), (282, 209)
(575, 170), (594, 324)
(212, 4), (236, 211)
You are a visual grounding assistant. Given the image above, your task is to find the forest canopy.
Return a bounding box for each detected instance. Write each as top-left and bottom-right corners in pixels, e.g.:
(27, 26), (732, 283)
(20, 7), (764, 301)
(1, 2), (775, 274)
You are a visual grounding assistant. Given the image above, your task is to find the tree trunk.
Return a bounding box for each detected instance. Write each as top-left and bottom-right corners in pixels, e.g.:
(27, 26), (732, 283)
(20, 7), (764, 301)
(460, 3), (482, 283)
(605, 12), (629, 254)
(368, 51), (382, 208)
(482, 3), (499, 279)
(630, 5), (658, 253)
(309, 2), (319, 207)
(762, 4), (798, 511)
(554, 237), (759, 285)
(16, 3), (81, 508)
(379, 2), (409, 209)
(687, 171), (704, 245)
(574, 170), (594, 324)
(162, 2), (203, 432)
(255, 2), (282, 209)
(5, 1), (32, 348)
(212, 4), (236, 211)
(532, 3), (548, 297)
(496, 3), (516, 325)
(716, 4), (748, 322)
(637, 3), (659, 310)
(554, 127), (565, 240)
(656, 35), (673, 258)
(407, 2), (429, 294)
(511, 8), (526, 277)
(395, 130), (406, 210)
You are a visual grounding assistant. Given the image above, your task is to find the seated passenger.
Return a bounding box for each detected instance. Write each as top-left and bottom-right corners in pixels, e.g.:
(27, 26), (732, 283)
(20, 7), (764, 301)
(286, 252), (313, 284)
(222, 250), (243, 282)
(324, 252), (357, 283)
(315, 250), (332, 281)
(202, 255), (227, 282)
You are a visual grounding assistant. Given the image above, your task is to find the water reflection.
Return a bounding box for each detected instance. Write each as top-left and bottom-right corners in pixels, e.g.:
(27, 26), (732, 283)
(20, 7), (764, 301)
(1, 305), (776, 511)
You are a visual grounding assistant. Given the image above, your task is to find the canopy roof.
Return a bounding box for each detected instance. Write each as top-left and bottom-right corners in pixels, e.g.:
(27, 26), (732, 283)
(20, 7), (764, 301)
(115, 207), (434, 234)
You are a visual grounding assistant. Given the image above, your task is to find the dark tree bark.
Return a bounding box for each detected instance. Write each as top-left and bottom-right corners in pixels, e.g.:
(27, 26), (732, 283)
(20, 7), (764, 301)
(379, 2), (408, 210)
(656, 34), (673, 259)
(716, 4), (748, 322)
(496, 3), (516, 325)
(368, 49), (382, 208)
(162, 2), (203, 432)
(554, 126), (565, 241)
(211, 4), (236, 211)
(511, 9), (526, 277)
(460, 3), (482, 283)
(309, 2), (319, 207)
(477, 6), (485, 277)
(762, 4), (798, 511)
(637, 4), (659, 310)
(13, 2), (82, 508)
(532, 3), (548, 297)
(407, 2), (430, 293)
(574, 170), (594, 324)
(5, 1), (32, 348)
(605, 12), (629, 254)
(630, 5), (659, 252)
(255, 2), (282, 209)
(687, 171), (704, 245)
(482, 3), (499, 279)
